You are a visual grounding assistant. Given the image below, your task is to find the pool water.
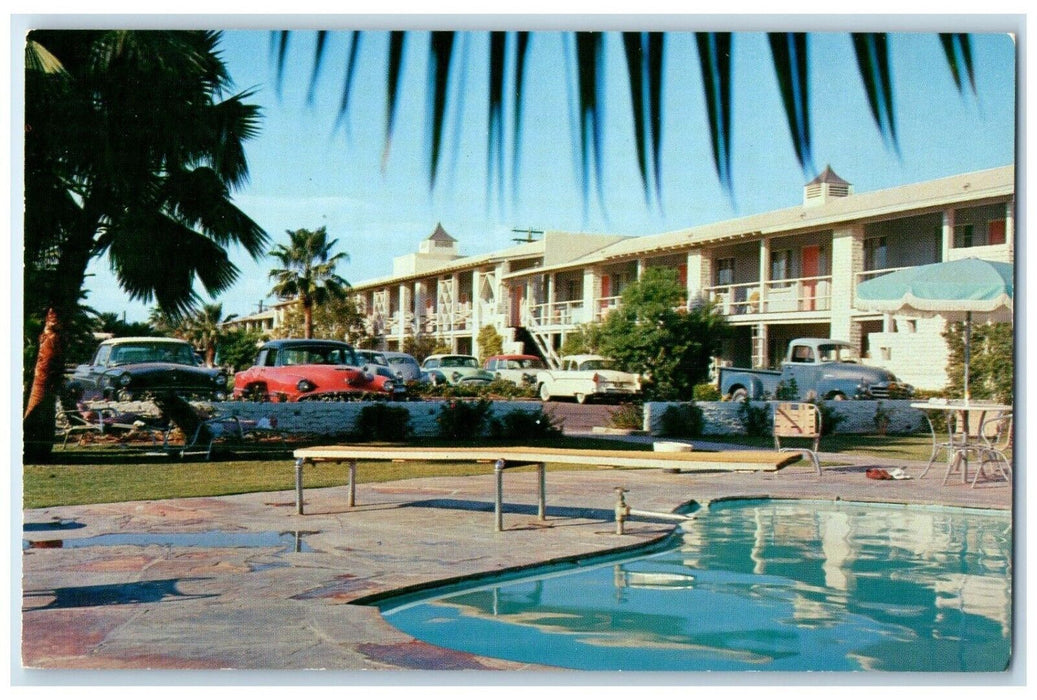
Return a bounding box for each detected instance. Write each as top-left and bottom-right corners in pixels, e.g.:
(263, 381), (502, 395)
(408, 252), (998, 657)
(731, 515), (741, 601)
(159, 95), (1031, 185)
(380, 500), (1012, 672)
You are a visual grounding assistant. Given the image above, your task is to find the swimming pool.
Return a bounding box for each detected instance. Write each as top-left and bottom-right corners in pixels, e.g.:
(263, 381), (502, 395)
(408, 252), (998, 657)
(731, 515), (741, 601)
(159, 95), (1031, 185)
(378, 499), (1012, 672)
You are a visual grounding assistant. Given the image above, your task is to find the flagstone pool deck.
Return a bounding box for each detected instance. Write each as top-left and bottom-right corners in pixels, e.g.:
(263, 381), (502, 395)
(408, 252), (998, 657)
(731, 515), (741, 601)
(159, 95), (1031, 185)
(20, 451), (1013, 675)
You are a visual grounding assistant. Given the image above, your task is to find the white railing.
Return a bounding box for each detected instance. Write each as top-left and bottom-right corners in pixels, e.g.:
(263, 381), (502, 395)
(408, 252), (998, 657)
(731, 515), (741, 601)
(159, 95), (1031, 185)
(854, 265), (913, 287)
(528, 299), (587, 327)
(705, 275), (833, 316)
(594, 295), (623, 321)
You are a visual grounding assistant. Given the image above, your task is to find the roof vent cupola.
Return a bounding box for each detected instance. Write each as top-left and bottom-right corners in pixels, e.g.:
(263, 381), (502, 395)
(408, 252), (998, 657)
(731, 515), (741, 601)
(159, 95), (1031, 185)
(804, 166), (852, 207)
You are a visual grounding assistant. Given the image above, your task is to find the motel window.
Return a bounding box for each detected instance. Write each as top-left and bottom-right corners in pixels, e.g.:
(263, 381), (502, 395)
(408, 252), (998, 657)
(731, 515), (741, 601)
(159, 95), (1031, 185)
(716, 258), (735, 286)
(954, 224), (974, 248)
(770, 249), (792, 286)
(864, 237), (887, 271)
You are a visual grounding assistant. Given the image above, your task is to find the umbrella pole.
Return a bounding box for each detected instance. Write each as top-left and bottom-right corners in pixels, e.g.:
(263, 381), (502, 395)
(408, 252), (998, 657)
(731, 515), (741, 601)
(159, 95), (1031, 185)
(964, 311), (971, 402)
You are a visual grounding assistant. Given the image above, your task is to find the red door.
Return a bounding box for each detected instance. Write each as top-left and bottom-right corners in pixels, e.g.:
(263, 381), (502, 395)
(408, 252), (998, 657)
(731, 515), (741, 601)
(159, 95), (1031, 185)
(801, 246), (820, 311)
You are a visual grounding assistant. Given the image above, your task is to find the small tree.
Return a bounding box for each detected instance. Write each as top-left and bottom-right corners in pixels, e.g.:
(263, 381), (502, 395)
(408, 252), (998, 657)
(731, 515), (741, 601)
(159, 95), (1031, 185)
(403, 335), (441, 363)
(217, 327), (265, 372)
(559, 324), (602, 357)
(476, 325), (504, 362)
(943, 320), (1013, 404)
(597, 268), (730, 400)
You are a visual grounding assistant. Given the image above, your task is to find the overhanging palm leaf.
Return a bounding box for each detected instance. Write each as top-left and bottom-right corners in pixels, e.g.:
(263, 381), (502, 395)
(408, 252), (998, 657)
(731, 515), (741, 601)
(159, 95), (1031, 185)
(940, 33), (976, 93)
(428, 31), (456, 188)
(383, 31), (407, 169)
(768, 33), (813, 173)
(622, 32), (666, 207)
(335, 31), (362, 134)
(279, 30), (978, 212)
(488, 31), (506, 207)
(852, 33), (898, 152)
(697, 32), (734, 193)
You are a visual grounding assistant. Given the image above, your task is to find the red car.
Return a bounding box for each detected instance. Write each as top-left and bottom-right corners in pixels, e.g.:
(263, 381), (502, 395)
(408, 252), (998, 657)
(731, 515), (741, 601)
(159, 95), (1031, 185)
(233, 339), (395, 401)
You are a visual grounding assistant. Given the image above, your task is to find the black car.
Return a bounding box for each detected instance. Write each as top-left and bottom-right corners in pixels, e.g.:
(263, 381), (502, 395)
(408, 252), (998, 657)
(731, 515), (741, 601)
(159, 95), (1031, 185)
(65, 337), (229, 403)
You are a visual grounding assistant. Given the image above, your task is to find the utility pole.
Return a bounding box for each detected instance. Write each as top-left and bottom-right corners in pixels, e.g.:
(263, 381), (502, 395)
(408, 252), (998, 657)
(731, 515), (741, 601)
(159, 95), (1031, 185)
(511, 227), (544, 244)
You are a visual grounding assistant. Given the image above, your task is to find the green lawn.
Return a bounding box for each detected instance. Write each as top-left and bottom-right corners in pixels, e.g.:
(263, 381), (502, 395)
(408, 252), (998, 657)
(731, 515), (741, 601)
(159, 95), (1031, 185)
(23, 434), (936, 510)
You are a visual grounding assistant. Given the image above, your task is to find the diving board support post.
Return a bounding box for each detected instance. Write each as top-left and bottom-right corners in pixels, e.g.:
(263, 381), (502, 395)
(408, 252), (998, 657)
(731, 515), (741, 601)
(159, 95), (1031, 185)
(347, 459), (357, 508)
(295, 458), (306, 515)
(494, 459), (504, 532)
(493, 458), (547, 532)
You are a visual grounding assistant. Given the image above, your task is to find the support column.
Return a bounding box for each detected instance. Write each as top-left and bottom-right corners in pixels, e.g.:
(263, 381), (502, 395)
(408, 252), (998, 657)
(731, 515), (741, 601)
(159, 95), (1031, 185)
(831, 224), (865, 344)
(582, 267), (600, 324)
(941, 208), (955, 261)
(397, 283), (409, 348)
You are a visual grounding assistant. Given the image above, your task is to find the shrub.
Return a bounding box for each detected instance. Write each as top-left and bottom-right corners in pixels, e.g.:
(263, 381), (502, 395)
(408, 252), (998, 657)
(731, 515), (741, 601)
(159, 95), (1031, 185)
(354, 403), (411, 442)
(692, 383), (722, 402)
(774, 377), (800, 400)
(608, 402), (644, 430)
(659, 403), (704, 437)
(810, 399), (845, 436)
(737, 397), (770, 436)
(490, 408), (562, 440)
(436, 398), (494, 439)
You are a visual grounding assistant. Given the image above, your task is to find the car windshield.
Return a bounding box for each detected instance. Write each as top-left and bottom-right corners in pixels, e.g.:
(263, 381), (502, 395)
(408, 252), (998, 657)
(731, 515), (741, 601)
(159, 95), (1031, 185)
(440, 356), (478, 368)
(578, 359), (612, 371)
(388, 357), (415, 366)
(506, 358), (545, 369)
(817, 344), (859, 363)
(108, 343), (197, 366)
(280, 345), (358, 366)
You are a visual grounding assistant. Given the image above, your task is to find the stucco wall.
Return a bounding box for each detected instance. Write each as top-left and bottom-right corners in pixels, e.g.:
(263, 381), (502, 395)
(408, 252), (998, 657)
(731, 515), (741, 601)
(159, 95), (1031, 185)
(643, 400), (926, 436)
(110, 399), (545, 439)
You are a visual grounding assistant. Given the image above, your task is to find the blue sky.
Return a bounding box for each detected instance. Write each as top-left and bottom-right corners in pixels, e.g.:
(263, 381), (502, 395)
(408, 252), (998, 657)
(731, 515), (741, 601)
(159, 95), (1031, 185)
(79, 26), (1017, 323)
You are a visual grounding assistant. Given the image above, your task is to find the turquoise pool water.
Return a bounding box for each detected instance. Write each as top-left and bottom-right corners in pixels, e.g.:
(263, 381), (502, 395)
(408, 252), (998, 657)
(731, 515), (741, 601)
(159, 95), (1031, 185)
(379, 500), (1012, 671)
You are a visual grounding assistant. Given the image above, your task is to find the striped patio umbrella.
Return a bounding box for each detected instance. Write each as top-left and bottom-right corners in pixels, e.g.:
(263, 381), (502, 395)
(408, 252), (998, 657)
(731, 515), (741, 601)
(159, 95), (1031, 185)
(855, 257), (1013, 400)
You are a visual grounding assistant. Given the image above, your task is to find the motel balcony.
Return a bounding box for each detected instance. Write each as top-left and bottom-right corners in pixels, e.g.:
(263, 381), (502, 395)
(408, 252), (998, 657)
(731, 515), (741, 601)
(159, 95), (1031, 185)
(704, 274), (833, 321)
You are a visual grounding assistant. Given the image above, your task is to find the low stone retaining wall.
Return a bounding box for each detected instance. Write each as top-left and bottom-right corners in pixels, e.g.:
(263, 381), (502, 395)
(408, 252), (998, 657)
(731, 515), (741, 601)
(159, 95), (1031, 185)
(103, 399), (545, 439)
(643, 400), (926, 436)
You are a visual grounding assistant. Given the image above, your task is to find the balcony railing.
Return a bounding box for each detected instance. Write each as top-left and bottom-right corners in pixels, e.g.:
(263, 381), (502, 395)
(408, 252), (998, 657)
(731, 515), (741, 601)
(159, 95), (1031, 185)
(528, 299), (587, 327)
(704, 275), (833, 316)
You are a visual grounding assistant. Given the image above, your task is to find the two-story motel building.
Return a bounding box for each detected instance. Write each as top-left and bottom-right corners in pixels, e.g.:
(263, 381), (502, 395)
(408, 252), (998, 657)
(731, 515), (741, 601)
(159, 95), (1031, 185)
(255, 165), (1014, 392)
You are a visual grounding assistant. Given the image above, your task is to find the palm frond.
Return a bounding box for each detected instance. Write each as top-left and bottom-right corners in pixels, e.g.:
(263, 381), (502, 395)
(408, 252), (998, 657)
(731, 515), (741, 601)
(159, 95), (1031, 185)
(940, 33), (976, 94)
(768, 32), (814, 173)
(274, 31), (291, 99)
(335, 31), (362, 134)
(852, 33), (898, 152)
(488, 31), (507, 208)
(696, 32), (734, 193)
(25, 39), (68, 75)
(622, 32), (650, 203)
(574, 32), (606, 213)
(306, 30), (328, 104)
(383, 31), (407, 169)
(511, 31), (531, 207)
(646, 32), (664, 206)
(428, 31), (456, 189)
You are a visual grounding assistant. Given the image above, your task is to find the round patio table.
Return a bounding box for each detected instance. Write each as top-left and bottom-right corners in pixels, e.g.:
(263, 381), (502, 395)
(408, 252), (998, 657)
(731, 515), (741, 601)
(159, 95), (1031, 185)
(911, 400), (1012, 486)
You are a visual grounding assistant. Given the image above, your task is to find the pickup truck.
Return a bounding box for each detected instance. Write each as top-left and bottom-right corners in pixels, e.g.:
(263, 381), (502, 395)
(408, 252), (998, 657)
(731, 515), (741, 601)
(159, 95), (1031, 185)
(536, 354), (642, 404)
(718, 338), (912, 402)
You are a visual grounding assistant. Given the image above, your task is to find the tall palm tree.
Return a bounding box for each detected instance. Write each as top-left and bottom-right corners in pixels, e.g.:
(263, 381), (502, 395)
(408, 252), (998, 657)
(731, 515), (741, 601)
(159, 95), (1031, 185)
(268, 227), (350, 339)
(23, 30), (268, 460)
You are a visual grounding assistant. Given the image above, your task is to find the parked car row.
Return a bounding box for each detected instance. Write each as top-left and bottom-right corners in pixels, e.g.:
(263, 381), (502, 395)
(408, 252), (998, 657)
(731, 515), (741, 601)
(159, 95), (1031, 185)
(64, 337), (645, 405)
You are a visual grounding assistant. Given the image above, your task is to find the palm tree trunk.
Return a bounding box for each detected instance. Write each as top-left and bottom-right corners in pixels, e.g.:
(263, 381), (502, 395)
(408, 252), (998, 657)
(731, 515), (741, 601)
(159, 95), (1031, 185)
(23, 308), (66, 462)
(304, 300), (314, 339)
(23, 220), (96, 462)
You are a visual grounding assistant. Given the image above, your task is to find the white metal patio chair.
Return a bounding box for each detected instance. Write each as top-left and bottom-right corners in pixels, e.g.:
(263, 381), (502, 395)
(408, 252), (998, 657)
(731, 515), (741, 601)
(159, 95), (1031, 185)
(773, 402), (822, 477)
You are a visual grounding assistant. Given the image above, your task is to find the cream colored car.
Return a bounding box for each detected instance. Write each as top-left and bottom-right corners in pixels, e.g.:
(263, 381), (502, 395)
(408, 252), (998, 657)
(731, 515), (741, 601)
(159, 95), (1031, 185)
(535, 355), (641, 404)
